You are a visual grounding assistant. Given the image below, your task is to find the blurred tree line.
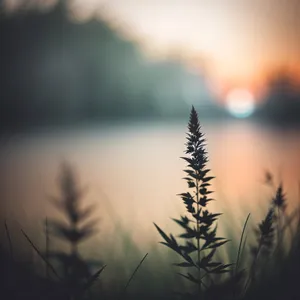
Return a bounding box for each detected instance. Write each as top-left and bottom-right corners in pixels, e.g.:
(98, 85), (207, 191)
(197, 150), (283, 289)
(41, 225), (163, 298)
(256, 70), (300, 125)
(0, 1), (217, 132)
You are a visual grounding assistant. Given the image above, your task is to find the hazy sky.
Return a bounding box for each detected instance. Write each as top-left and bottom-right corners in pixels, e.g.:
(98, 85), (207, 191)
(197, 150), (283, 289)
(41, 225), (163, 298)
(3, 0), (300, 92)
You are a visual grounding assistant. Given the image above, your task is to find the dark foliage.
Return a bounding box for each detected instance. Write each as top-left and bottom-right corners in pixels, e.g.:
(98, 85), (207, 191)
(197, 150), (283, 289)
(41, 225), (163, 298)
(154, 106), (231, 297)
(47, 162), (106, 299)
(1, 107), (300, 300)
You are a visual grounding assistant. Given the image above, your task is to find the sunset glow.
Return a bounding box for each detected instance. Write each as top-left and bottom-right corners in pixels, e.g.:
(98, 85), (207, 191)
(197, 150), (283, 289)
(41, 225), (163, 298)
(1, 1), (300, 296)
(85, 0), (300, 93)
(225, 89), (256, 118)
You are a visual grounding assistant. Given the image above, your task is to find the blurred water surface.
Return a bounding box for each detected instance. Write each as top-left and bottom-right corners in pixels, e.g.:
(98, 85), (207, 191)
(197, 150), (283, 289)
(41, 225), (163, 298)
(0, 120), (300, 263)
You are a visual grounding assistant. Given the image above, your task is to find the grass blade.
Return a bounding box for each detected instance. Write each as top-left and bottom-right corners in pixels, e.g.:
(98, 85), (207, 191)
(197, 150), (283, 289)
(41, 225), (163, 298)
(4, 220), (13, 261)
(235, 213), (251, 273)
(233, 213), (250, 299)
(45, 217), (50, 279)
(21, 229), (61, 280)
(124, 253), (148, 291)
(83, 264), (107, 291)
(240, 234), (248, 263)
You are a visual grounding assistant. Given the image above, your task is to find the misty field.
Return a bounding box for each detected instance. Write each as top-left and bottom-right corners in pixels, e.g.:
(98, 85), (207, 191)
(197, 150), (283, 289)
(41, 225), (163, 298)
(0, 108), (300, 300)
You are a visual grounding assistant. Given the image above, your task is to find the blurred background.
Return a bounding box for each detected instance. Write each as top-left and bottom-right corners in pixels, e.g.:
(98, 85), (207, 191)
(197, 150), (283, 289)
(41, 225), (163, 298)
(0, 0), (300, 272)
(1, 0), (300, 129)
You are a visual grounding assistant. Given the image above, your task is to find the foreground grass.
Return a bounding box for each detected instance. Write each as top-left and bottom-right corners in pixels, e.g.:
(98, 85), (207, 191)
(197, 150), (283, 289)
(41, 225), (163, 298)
(1, 107), (300, 300)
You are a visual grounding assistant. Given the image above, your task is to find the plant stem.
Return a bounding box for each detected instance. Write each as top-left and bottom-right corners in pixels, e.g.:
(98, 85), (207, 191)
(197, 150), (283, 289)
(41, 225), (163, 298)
(277, 206), (281, 251)
(234, 213), (250, 299)
(235, 213), (251, 274)
(196, 174), (201, 295)
(244, 236), (263, 294)
(45, 217), (50, 279)
(124, 253), (148, 291)
(4, 220), (13, 261)
(21, 229), (61, 280)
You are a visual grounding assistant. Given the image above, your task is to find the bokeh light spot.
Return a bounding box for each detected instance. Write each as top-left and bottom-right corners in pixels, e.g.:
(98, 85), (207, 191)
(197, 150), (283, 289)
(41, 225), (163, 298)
(225, 89), (255, 118)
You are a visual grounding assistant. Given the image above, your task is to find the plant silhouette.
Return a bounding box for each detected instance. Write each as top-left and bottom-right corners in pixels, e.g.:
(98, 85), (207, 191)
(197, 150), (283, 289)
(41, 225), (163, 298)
(245, 206), (275, 293)
(2, 108), (300, 300)
(154, 106), (231, 297)
(47, 162), (106, 300)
